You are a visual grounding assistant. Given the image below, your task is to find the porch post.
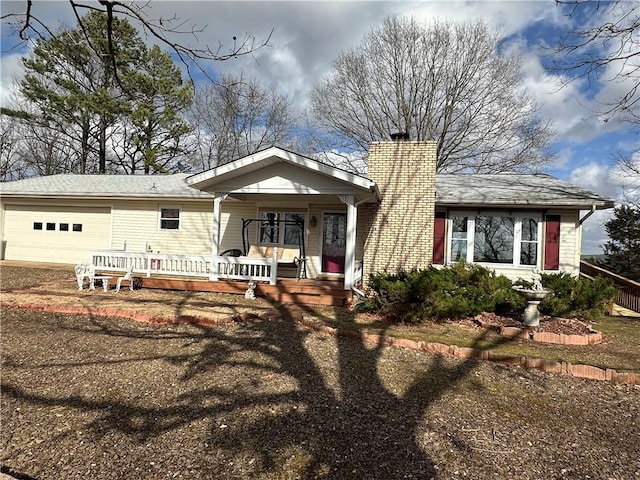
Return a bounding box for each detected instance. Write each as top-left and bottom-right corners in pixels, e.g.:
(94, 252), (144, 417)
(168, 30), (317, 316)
(210, 192), (228, 281)
(340, 194), (357, 291)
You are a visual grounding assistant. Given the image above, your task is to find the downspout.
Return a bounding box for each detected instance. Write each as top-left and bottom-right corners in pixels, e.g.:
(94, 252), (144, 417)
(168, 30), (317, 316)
(579, 205), (597, 225)
(352, 285), (367, 298)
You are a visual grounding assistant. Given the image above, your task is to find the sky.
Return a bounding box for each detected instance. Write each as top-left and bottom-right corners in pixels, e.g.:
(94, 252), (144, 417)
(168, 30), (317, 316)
(1, 0), (639, 254)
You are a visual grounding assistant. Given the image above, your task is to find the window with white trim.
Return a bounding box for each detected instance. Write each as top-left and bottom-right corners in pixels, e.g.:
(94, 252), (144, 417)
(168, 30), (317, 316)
(448, 213), (540, 267)
(258, 211), (305, 246)
(159, 207), (181, 230)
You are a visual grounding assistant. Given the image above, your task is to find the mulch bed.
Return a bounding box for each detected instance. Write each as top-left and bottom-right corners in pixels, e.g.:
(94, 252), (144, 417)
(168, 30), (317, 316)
(471, 312), (596, 336)
(1, 265), (639, 480)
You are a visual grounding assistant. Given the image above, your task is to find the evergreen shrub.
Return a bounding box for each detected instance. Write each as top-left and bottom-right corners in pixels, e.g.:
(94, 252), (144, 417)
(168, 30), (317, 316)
(367, 265), (618, 323)
(539, 273), (617, 318)
(368, 262), (523, 323)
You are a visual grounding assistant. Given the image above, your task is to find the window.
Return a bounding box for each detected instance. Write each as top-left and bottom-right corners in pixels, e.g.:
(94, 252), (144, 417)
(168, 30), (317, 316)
(59, 223), (69, 232)
(448, 213), (539, 267)
(73, 224), (83, 232)
(46, 222), (55, 231)
(258, 211), (306, 246)
(160, 207), (180, 230)
(259, 212), (280, 243)
(284, 213), (305, 246)
(474, 216), (515, 263)
(520, 217), (538, 266)
(33, 222), (43, 230)
(450, 216), (468, 262)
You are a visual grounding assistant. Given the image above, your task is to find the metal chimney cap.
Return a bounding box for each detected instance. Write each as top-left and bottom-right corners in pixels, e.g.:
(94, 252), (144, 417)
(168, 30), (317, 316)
(390, 132), (410, 141)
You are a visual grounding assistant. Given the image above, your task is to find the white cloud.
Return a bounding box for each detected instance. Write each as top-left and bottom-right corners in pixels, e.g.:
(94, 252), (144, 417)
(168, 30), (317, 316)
(0, 50), (24, 106)
(569, 162), (619, 199)
(568, 150), (640, 253)
(569, 163), (618, 254)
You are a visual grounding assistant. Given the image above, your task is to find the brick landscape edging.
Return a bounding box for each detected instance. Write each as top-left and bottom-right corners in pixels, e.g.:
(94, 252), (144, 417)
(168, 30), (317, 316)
(495, 325), (604, 345)
(2, 301), (638, 385)
(296, 317), (640, 386)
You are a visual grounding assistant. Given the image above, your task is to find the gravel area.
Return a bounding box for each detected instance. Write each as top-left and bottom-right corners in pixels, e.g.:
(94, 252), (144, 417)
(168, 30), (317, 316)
(1, 266), (640, 479)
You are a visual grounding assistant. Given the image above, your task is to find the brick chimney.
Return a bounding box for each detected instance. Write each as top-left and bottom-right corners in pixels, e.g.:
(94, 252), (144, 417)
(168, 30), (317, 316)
(362, 137), (437, 278)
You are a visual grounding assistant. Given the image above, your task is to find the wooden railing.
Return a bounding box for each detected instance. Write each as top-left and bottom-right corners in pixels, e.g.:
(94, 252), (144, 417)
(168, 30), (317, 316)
(580, 260), (640, 313)
(89, 250), (278, 284)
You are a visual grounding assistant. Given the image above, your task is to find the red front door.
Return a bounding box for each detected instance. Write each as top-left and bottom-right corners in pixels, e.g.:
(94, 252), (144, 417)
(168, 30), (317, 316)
(322, 213), (346, 274)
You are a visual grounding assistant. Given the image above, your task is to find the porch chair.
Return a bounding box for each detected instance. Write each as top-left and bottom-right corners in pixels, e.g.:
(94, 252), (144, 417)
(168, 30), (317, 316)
(115, 267), (135, 293)
(75, 263), (96, 291)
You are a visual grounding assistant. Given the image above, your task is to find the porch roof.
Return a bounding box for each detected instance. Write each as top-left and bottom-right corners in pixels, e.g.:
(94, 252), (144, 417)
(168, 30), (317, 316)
(187, 146), (380, 202)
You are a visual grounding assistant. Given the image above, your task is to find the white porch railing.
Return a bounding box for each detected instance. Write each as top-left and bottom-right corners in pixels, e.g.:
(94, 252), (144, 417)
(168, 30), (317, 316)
(212, 255), (277, 284)
(89, 250), (278, 284)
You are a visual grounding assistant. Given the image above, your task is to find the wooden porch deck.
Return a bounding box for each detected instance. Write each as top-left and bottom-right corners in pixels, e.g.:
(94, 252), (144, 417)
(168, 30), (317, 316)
(138, 275), (353, 306)
(0, 260), (353, 306)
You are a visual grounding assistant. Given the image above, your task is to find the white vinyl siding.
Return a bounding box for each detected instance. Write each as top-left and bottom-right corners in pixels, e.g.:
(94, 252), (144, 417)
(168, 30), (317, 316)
(552, 210), (581, 276)
(221, 201), (256, 253)
(111, 201), (213, 256)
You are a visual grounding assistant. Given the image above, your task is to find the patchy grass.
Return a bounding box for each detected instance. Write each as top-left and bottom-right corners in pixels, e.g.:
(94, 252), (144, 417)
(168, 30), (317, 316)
(307, 306), (640, 373)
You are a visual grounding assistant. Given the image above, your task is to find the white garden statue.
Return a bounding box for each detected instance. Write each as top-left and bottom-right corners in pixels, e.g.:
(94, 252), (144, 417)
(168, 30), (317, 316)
(245, 281), (257, 300)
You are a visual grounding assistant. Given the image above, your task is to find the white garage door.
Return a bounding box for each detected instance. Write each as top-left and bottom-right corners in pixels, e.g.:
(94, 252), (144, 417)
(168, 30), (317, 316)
(3, 205), (111, 264)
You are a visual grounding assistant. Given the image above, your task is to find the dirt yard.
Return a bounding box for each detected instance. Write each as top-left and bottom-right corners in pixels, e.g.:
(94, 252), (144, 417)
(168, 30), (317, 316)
(1, 266), (639, 479)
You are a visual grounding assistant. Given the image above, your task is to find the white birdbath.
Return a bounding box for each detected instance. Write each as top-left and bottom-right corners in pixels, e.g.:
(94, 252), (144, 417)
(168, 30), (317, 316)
(512, 271), (552, 327)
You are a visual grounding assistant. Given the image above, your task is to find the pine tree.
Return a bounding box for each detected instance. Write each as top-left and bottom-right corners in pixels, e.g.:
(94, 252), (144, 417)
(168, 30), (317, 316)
(600, 205), (640, 281)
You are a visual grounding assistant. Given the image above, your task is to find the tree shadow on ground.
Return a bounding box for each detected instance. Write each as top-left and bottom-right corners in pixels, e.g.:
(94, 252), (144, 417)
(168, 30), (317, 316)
(1, 290), (515, 479)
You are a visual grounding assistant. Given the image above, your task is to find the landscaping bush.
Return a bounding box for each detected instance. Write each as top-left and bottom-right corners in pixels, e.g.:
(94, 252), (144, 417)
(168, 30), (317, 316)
(368, 265), (618, 323)
(539, 273), (617, 319)
(368, 262), (524, 323)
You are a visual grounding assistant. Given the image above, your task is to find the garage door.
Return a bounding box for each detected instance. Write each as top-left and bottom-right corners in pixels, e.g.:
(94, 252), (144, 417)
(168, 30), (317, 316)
(3, 205), (111, 264)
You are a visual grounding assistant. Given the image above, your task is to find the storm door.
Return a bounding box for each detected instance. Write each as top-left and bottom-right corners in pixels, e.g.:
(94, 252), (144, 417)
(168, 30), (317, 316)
(322, 213), (346, 274)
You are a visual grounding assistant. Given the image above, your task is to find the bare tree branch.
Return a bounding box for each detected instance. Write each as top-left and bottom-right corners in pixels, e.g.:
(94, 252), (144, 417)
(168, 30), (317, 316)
(551, 0), (640, 125)
(2, 1), (273, 82)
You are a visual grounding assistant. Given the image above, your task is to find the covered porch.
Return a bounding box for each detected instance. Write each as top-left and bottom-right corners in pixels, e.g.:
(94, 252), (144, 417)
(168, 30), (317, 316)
(185, 147), (380, 291)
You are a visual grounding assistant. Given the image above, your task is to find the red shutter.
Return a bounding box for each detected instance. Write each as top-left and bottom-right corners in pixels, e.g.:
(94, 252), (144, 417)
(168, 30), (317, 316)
(433, 212), (447, 265)
(544, 215), (561, 270)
